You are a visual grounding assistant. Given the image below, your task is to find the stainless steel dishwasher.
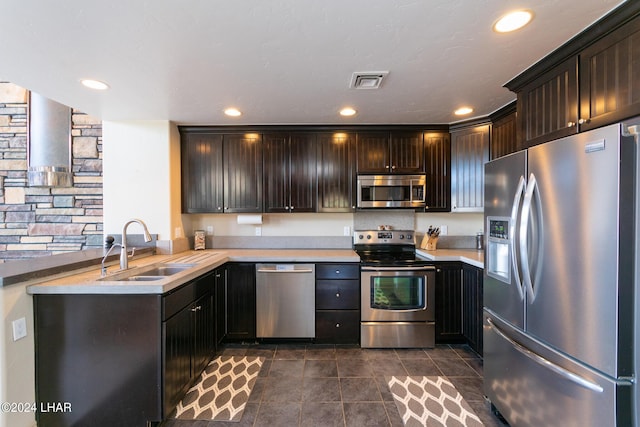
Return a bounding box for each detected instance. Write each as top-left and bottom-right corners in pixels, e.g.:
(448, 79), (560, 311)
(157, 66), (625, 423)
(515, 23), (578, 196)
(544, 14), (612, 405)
(255, 263), (315, 338)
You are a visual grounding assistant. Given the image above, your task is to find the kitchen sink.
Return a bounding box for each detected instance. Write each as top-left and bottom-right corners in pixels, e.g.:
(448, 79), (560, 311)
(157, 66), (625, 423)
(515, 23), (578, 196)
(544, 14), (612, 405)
(99, 263), (197, 282)
(136, 265), (195, 276)
(118, 276), (164, 281)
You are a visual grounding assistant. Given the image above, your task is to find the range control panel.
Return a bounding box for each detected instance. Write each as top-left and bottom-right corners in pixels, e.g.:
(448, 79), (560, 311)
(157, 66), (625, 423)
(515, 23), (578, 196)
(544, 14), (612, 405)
(353, 230), (415, 245)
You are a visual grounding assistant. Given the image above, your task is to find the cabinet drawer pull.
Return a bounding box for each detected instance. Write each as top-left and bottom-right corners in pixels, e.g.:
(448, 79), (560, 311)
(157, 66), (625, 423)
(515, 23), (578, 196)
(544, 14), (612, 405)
(335, 270), (340, 274)
(191, 305), (202, 312)
(567, 121), (576, 127)
(335, 293), (341, 298)
(578, 118), (590, 125)
(335, 323), (341, 328)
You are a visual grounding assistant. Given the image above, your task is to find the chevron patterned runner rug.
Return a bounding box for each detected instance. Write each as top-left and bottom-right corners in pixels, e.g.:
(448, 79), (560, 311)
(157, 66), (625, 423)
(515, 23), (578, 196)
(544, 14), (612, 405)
(387, 376), (484, 427)
(174, 355), (264, 422)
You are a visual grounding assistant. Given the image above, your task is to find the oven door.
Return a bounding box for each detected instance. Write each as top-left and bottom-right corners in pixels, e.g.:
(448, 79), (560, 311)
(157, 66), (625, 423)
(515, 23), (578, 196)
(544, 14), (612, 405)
(361, 266), (435, 322)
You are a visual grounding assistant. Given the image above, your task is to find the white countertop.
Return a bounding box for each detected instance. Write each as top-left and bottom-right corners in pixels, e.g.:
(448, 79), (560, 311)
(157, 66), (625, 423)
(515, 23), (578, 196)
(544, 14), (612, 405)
(26, 249), (360, 295)
(416, 248), (484, 269)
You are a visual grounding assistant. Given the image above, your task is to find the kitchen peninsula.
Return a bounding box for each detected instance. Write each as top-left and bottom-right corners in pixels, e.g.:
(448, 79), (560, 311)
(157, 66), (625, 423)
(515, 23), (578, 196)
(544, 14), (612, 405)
(25, 244), (483, 427)
(27, 248), (360, 427)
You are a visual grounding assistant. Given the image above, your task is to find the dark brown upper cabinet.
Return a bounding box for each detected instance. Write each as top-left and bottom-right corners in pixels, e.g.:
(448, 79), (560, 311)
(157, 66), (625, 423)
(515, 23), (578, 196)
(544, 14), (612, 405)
(317, 132), (356, 212)
(423, 132), (450, 212)
(223, 133), (263, 213)
(181, 133), (223, 213)
(180, 131), (263, 213)
(515, 57), (579, 148)
(356, 131), (424, 174)
(450, 124), (489, 213)
(490, 104), (519, 160)
(507, 2), (640, 147)
(579, 14), (640, 132)
(263, 132), (317, 213)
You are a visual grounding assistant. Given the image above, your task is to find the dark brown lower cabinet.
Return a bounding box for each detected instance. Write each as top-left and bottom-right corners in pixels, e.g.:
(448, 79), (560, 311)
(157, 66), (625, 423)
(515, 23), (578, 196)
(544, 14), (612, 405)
(225, 263), (256, 340)
(434, 261), (484, 355)
(34, 271), (217, 427)
(215, 266), (227, 346)
(315, 263), (360, 344)
(434, 262), (465, 344)
(462, 264), (483, 355)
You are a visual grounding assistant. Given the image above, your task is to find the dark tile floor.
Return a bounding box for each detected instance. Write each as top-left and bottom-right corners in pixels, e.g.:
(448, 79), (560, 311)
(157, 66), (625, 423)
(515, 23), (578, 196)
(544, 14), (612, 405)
(160, 343), (509, 427)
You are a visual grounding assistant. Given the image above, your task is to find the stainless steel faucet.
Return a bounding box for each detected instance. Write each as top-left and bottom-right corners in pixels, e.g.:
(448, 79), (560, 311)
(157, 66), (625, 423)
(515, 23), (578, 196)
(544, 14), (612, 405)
(120, 218), (152, 270)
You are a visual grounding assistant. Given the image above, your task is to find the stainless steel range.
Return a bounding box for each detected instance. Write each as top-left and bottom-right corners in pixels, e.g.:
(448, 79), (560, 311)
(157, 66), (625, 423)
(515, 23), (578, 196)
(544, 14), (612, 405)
(354, 230), (435, 348)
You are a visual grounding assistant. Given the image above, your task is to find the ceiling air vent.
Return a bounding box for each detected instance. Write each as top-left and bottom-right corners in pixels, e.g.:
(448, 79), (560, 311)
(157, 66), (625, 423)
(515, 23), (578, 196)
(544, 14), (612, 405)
(350, 71), (389, 89)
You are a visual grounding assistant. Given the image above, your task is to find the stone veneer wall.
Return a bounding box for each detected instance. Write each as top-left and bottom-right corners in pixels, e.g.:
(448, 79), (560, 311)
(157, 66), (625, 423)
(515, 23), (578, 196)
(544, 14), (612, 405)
(0, 81), (103, 262)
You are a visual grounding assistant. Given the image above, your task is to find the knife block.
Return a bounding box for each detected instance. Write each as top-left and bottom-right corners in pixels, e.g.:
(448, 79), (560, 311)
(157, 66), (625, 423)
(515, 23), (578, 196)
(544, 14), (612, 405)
(420, 235), (439, 250)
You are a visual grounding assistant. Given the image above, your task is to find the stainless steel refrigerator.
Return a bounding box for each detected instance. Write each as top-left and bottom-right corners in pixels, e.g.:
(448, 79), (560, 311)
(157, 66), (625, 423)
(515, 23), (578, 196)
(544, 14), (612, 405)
(483, 122), (638, 427)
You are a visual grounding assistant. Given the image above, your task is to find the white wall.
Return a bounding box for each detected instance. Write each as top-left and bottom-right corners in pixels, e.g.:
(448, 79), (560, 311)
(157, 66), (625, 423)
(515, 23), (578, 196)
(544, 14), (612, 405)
(184, 211), (483, 238)
(0, 284), (36, 427)
(102, 120), (183, 242)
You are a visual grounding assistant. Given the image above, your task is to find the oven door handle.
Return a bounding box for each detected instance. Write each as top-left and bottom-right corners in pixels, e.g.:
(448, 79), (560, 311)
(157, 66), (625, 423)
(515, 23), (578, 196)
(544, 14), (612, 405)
(361, 266), (434, 272)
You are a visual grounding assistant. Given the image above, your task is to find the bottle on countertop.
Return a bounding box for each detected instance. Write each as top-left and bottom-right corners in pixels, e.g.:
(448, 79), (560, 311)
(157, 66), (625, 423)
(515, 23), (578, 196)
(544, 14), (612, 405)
(476, 232), (484, 250)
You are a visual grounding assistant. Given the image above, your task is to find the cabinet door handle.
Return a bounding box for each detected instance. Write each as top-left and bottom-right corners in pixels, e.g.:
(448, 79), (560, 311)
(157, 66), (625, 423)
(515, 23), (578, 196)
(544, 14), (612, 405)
(392, 165), (396, 170)
(567, 121), (576, 127)
(291, 206), (294, 210)
(335, 323), (341, 328)
(335, 292), (341, 298)
(191, 305), (202, 312)
(335, 270), (340, 274)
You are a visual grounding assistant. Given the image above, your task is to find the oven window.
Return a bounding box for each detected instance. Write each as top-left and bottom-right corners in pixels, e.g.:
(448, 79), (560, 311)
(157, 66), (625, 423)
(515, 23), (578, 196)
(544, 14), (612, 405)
(370, 276), (425, 310)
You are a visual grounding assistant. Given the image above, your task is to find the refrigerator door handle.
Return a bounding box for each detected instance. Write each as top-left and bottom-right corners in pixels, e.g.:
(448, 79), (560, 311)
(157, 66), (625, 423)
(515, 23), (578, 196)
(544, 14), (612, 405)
(520, 173), (544, 301)
(487, 317), (604, 393)
(510, 175), (526, 299)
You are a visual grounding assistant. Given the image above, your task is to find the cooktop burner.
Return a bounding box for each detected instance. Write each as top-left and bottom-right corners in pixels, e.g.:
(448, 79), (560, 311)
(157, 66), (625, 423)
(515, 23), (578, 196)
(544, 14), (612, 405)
(353, 230), (431, 267)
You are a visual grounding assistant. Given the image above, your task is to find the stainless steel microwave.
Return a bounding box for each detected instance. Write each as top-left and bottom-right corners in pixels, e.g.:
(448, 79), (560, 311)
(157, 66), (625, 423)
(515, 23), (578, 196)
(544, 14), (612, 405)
(357, 175), (426, 208)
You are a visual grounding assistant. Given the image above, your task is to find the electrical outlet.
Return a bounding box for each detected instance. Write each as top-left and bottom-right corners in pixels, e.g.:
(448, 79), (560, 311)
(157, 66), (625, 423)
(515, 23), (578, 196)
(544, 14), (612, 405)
(439, 225), (448, 235)
(206, 226), (214, 235)
(12, 317), (27, 341)
(343, 226), (351, 236)
(255, 226), (262, 236)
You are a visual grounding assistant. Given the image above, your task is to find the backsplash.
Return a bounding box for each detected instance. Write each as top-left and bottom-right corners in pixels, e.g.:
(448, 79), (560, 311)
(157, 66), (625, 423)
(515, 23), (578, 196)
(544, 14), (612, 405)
(0, 81), (104, 262)
(353, 210), (415, 230)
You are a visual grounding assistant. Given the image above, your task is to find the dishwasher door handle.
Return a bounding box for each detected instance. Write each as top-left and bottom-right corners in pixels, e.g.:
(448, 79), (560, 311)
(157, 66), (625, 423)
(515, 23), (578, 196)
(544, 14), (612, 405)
(257, 269), (314, 273)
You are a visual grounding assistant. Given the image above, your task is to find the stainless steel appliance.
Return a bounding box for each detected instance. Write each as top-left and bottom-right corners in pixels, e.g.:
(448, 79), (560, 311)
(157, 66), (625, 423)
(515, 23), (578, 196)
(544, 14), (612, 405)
(483, 122), (638, 426)
(255, 264), (315, 338)
(357, 175), (426, 208)
(354, 230), (435, 348)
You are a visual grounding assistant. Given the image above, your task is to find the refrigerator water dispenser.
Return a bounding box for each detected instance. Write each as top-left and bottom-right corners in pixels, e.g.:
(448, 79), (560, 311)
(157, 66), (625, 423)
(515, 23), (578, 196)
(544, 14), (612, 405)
(486, 217), (511, 283)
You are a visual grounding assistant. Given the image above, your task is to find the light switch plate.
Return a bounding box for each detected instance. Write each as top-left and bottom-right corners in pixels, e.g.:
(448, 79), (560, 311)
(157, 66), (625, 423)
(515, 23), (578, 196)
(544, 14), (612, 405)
(439, 225), (448, 235)
(12, 317), (27, 341)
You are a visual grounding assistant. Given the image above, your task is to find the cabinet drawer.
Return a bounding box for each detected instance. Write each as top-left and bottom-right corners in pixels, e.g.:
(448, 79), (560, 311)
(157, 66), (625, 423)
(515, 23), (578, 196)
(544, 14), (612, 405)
(316, 263), (359, 280)
(315, 310), (360, 344)
(163, 281), (195, 320)
(316, 280), (359, 309)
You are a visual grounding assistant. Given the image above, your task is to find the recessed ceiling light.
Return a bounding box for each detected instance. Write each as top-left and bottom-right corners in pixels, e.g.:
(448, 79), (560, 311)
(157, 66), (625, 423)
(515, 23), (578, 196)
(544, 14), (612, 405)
(493, 10), (533, 33)
(80, 79), (109, 90)
(224, 108), (242, 117)
(454, 107), (473, 116)
(339, 107), (357, 117)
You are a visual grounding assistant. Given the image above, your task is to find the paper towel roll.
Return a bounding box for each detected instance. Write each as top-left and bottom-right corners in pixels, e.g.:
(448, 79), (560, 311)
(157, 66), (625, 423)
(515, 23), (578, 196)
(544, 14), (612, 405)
(237, 214), (263, 225)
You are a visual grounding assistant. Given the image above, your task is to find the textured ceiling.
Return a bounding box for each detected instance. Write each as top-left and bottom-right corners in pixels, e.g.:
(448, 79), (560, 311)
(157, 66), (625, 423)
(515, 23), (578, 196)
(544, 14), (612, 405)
(0, 0), (626, 125)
